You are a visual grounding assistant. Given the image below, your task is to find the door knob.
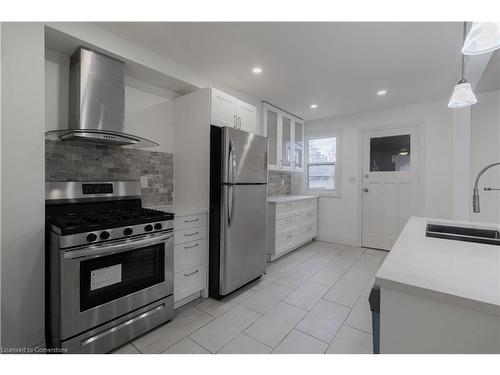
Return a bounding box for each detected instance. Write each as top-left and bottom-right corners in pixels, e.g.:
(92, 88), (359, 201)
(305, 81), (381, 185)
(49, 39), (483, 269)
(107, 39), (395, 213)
(363, 188), (369, 192)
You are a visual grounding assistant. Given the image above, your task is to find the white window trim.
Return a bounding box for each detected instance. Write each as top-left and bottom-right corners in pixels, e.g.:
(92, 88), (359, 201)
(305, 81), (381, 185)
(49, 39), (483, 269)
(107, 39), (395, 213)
(303, 129), (342, 198)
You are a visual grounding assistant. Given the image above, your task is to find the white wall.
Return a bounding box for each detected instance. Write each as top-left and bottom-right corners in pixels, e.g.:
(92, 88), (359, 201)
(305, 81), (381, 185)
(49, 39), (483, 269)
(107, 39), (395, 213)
(0, 21), (3, 349)
(304, 99), (454, 246)
(45, 48), (176, 153)
(1, 23), (45, 349)
(469, 90), (500, 223)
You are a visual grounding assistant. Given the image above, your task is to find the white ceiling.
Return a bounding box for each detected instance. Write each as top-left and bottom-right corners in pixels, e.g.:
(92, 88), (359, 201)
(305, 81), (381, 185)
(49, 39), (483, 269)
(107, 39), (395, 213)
(477, 50), (500, 93)
(98, 22), (465, 121)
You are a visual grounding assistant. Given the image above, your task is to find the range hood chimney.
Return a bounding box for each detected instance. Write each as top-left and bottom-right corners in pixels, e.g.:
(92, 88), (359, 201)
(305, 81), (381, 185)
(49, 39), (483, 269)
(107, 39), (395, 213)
(46, 47), (159, 148)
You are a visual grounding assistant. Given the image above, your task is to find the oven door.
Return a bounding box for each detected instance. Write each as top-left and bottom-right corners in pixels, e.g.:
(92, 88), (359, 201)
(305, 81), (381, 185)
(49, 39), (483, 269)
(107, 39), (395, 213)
(60, 231), (173, 340)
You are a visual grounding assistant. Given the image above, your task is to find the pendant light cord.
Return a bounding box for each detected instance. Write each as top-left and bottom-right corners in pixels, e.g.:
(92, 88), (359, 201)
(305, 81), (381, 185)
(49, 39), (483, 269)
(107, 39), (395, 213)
(461, 21), (467, 80)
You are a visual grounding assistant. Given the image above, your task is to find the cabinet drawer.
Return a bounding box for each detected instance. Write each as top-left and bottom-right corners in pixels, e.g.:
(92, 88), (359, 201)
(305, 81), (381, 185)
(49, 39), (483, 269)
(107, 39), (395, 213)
(301, 199), (317, 212)
(299, 210), (317, 226)
(298, 224), (317, 241)
(275, 216), (300, 235)
(275, 231), (297, 253)
(276, 201), (302, 219)
(174, 214), (207, 231)
(174, 239), (206, 273)
(174, 265), (206, 302)
(174, 226), (207, 245)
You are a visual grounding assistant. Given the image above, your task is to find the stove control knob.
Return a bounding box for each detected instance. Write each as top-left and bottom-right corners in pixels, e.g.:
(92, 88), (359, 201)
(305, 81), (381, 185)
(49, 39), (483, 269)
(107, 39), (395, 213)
(123, 228), (133, 236)
(86, 233), (97, 243)
(144, 224), (153, 232)
(154, 223), (163, 230)
(100, 231), (110, 240)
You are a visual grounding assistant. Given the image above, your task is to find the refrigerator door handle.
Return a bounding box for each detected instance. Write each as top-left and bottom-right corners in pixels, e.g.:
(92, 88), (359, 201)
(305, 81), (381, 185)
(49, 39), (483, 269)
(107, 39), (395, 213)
(228, 141), (235, 184)
(227, 185), (235, 227)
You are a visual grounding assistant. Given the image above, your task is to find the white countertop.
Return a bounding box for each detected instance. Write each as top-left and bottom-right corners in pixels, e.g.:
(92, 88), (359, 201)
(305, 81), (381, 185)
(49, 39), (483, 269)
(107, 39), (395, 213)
(267, 195), (319, 203)
(376, 216), (500, 317)
(147, 205), (208, 217)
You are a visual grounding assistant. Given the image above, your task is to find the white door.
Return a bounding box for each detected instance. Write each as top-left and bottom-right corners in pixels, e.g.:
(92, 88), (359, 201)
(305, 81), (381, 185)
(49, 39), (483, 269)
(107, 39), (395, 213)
(211, 88), (238, 128)
(237, 100), (257, 133)
(362, 127), (419, 250)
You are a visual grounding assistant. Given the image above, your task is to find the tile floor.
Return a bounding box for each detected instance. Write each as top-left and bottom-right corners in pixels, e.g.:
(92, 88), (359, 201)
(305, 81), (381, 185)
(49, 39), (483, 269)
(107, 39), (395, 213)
(114, 240), (387, 354)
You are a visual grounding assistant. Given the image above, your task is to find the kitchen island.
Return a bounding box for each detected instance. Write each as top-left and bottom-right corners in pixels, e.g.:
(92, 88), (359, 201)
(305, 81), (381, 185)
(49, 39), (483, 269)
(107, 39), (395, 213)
(375, 216), (500, 353)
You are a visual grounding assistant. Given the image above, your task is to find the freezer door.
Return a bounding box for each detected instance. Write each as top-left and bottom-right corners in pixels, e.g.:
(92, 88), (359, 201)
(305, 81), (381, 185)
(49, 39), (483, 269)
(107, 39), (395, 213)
(222, 127), (268, 184)
(220, 184), (267, 295)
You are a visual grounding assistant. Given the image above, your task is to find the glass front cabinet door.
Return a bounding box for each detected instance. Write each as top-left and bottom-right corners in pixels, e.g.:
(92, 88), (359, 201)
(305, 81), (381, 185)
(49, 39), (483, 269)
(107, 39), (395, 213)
(263, 103), (304, 171)
(264, 105), (280, 169)
(293, 119), (304, 171)
(281, 114), (292, 169)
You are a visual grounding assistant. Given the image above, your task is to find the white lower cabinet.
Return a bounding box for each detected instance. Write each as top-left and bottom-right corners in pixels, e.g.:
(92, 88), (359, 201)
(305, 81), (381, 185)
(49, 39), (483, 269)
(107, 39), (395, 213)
(173, 212), (208, 308)
(266, 197), (318, 261)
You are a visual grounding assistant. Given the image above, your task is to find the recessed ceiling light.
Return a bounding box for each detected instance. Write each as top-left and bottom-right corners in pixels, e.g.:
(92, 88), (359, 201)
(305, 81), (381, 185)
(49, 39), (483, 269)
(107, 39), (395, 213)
(252, 67), (262, 74)
(310, 104), (318, 109)
(377, 90), (387, 96)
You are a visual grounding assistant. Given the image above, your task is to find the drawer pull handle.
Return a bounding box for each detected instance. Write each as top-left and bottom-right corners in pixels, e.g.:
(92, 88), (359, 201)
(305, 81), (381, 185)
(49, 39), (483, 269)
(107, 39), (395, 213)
(184, 218), (200, 223)
(184, 269), (199, 277)
(306, 214), (313, 217)
(286, 219), (292, 223)
(184, 243), (199, 249)
(286, 234), (293, 238)
(307, 226), (313, 230)
(185, 231), (199, 237)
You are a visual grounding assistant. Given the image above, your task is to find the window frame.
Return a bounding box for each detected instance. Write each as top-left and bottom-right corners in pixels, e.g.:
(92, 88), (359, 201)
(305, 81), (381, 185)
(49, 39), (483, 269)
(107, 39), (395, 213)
(303, 130), (342, 197)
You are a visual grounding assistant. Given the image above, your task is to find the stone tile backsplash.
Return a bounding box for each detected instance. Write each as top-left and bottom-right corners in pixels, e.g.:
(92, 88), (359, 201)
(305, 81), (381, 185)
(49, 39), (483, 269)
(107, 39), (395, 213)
(268, 170), (291, 196)
(45, 140), (173, 207)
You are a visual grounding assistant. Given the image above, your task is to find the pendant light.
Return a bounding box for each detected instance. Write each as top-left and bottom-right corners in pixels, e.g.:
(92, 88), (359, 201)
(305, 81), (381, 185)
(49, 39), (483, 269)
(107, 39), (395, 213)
(448, 22), (477, 109)
(462, 22), (500, 55)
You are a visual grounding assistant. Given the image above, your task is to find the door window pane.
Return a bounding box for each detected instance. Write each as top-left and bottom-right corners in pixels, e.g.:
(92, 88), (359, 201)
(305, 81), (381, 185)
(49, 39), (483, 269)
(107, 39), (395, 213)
(267, 109), (278, 165)
(308, 164), (335, 190)
(370, 134), (410, 172)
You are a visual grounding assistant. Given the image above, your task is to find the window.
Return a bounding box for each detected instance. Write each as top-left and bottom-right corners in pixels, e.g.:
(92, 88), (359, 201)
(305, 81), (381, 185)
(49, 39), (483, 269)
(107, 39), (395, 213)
(307, 136), (337, 192)
(369, 134), (411, 172)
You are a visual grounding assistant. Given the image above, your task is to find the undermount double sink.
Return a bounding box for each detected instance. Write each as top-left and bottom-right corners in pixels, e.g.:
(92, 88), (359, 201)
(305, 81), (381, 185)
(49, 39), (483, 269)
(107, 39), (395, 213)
(426, 223), (500, 246)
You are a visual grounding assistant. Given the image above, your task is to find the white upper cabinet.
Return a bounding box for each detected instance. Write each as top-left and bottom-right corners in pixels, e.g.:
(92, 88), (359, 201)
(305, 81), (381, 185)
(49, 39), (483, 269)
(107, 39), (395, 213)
(237, 100), (257, 133)
(264, 106), (280, 167)
(263, 102), (304, 171)
(211, 88), (238, 128)
(211, 88), (257, 133)
(293, 119), (304, 171)
(281, 114), (292, 169)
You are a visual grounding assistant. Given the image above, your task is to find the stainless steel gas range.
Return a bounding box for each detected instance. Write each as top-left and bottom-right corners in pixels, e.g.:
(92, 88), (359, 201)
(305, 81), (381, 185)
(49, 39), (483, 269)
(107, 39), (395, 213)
(45, 181), (174, 353)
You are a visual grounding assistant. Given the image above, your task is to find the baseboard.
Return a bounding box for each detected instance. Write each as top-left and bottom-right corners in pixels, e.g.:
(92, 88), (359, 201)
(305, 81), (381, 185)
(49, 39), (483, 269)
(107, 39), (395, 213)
(174, 292), (201, 309)
(267, 238), (314, 262)
(315, 234), (358, 247)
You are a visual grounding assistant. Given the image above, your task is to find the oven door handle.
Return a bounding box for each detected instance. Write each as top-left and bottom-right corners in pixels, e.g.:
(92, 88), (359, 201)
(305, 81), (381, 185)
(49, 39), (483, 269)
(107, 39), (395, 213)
(64, 232), (173, 260)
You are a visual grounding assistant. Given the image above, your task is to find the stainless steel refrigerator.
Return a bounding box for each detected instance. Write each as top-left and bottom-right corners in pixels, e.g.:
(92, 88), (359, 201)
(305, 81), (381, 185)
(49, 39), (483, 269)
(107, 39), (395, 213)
(209, 126), (268, 298)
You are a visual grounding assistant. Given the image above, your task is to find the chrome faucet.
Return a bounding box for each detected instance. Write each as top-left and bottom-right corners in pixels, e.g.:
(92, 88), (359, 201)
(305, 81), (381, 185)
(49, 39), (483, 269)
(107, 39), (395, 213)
(472, 162), (500, 213)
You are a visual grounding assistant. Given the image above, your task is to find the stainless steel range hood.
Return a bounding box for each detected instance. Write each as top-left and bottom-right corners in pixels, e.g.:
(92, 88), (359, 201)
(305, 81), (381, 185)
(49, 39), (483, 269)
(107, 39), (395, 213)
(45, 47), (159, 148)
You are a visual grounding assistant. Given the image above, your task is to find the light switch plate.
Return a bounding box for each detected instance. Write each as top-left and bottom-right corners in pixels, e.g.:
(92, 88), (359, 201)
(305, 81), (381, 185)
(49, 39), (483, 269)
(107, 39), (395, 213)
(140, 176), (149, 188)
